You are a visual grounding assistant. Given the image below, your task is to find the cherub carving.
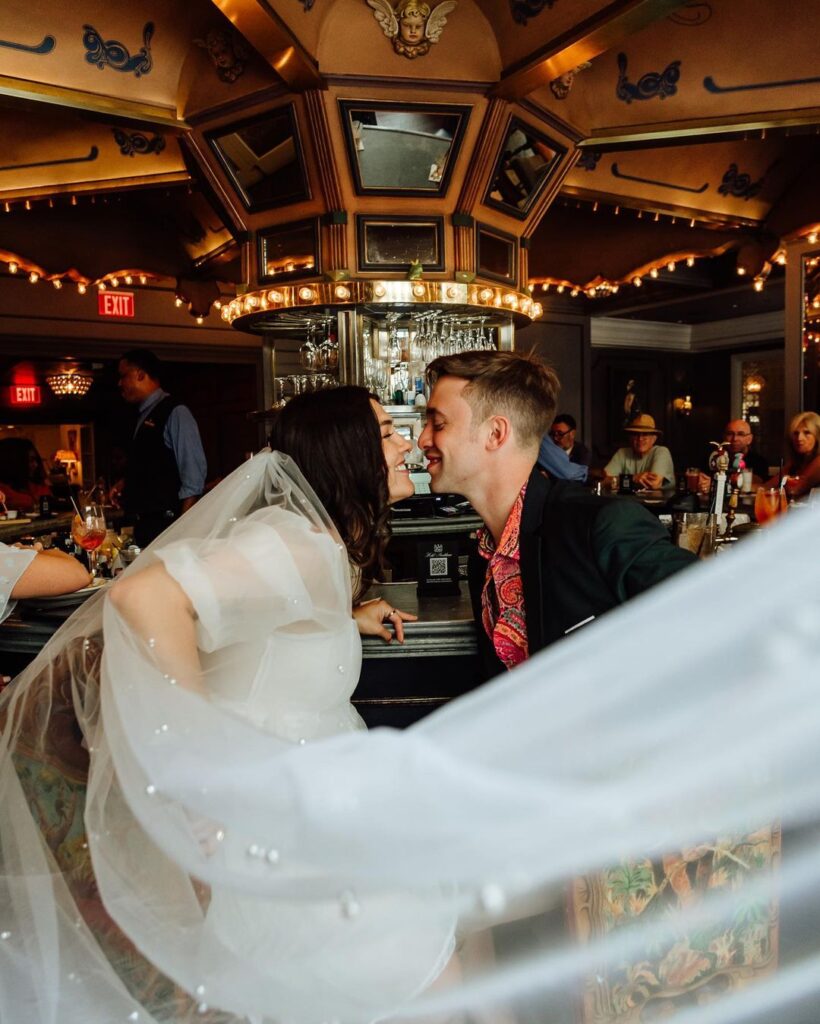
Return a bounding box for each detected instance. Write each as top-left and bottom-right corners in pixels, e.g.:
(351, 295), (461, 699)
(194, 28), (249, 83)
(366, 0), (457, 59)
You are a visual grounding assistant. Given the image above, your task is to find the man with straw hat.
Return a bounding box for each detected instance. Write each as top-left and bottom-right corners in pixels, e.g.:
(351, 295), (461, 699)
(604, 413), (675, 489)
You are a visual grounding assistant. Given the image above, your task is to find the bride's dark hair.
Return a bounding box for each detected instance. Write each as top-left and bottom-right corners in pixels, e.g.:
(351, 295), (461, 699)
(268, 386), (391, 592)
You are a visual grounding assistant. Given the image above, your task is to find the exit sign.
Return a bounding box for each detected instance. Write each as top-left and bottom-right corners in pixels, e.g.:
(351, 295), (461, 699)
(10, 385), (42, 405)
(98, 291), (135, 318)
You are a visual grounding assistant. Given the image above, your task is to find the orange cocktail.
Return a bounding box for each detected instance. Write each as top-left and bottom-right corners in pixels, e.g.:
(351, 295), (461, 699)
(754, 487), (787, 525)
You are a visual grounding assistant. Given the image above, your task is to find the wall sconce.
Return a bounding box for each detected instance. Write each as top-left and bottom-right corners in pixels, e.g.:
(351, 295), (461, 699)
(673, 394), (693, 417)
(744, 374), (765, 394)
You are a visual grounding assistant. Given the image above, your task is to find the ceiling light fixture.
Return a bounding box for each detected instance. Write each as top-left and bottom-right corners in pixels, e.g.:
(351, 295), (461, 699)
(46, 369), (93, 398)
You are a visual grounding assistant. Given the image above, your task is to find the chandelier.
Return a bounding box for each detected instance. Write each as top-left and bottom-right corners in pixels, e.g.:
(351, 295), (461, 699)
(46, 369), (93, 397)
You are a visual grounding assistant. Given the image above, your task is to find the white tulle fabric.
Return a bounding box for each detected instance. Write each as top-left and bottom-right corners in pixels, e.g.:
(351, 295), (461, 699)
(1, 451), (819, 1024)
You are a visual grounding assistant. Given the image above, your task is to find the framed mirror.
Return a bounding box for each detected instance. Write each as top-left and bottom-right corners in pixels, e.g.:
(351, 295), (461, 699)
(258, 219), (320, 284)
(339, 100), (470, 197)
(357, 216), (444, 272)
(485, 117), (566, 220)
(206, 104), (310, 212)
(476, 223), (518, 286)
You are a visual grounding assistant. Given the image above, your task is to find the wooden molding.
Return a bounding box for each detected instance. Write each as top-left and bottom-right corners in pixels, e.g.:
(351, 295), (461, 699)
(303, 90), (344, 210)
(0, 75), (184, 130)
(181, 134), (250, 235)
(454, 224), (475, 275)
(581, 108), (820, 151)
(591, 310), (784, 352)
(455, 98), (510, 215)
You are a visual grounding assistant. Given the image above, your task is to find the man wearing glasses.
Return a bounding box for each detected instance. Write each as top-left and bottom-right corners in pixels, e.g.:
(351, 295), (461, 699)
(721, 420), (769, 480)
(698, 419), (770, 493)
(549, 413), (591, 468)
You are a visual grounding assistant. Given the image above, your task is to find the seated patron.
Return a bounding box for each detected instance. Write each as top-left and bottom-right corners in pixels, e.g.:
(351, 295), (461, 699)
(604, 414), (675, 489)
(697, 418), (770, 494)
(537, 433), (588, 482)
(549, 414), (591, 467)
(766, 411), (820, 499)
(0, 438), (52, 513)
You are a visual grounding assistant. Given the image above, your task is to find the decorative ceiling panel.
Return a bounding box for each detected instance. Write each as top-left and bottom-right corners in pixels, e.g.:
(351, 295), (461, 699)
(532, 0), (820, 137)
(0, 0), (196, 113)
(563, 138), (805, 223)
(0, 107), (186, 201)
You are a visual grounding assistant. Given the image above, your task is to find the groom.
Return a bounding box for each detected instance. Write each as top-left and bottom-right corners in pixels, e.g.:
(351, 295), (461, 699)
(418, 351), (695, 679)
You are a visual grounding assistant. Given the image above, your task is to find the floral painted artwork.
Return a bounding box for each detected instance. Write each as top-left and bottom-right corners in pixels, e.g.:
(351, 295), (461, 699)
(570, 828), (780, 1021)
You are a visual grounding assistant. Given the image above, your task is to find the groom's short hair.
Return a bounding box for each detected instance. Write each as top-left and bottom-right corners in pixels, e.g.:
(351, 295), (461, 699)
(426, 351), (560, 449)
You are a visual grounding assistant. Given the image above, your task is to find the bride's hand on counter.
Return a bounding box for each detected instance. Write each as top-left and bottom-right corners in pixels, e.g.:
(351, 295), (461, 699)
(353, 599), (417, 644)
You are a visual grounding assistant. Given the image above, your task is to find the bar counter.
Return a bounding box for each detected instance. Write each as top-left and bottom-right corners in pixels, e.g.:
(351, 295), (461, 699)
(0, 578), (482, 729)
(0, 511), (76, 544)
(355, 581), (480, 729)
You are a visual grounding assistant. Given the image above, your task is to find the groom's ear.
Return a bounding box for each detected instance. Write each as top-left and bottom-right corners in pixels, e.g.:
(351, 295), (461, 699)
(485, 415), (513, 451)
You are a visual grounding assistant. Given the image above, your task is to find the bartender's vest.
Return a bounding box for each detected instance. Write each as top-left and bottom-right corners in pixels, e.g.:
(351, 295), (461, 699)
(124, 395), (181, 516)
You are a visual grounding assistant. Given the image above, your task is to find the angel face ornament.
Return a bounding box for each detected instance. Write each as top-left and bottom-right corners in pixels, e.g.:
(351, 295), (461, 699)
(366, 0), (458, 59)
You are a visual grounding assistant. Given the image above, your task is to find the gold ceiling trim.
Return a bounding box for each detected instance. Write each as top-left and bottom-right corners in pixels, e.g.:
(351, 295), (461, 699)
(0, 171), (191, 204)
(559, 185), (760, 230)
(494, 0), (687, 102)
(580, 109), (820, 150)
(0, 75), (187, 130)
(223, 279), (542, 331)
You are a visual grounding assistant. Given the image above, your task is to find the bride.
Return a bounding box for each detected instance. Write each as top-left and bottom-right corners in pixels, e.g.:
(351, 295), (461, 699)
(1, 383), (820, 1024)
(1, 386), (457, 1023)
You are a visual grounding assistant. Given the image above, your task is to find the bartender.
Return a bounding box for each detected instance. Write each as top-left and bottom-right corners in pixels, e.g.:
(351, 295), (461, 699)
(116, 349), (207, 547)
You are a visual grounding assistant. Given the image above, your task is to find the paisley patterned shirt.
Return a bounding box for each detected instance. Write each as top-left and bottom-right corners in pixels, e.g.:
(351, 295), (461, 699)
(477, 483), (528, 670)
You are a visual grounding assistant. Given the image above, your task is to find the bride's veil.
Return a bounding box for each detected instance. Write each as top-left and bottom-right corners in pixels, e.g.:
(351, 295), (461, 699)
(1, 449), (819, 1024)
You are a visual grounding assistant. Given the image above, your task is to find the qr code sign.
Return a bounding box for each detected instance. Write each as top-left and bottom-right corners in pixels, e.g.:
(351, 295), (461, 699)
(429, 557), (449, 577)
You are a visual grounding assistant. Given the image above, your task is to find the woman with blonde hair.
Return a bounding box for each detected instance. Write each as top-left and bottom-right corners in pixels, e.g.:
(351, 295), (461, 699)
(768, 410), (820, 498)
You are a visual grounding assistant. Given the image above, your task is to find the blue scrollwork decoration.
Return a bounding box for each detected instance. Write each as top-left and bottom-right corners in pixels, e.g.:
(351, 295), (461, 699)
(112, 128), (166, 157)
(704, 72), (820, 94)
(577, 150), (601, 172)
(299, 0), (315, 8)
(616, 52), (681, 103)
(0, 146), (98, 174)
(510, 0), (556, 26)
(717, 163), (763, 201)
(82, 22), (154, 77)
(611, 162), (707, 194)
(0, 33), (56, 55)
(668, 2), (712, 26)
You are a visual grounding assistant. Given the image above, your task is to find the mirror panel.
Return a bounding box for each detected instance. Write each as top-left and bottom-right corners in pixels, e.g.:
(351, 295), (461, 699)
(340, 101), (470, 197)
(207, 105), (310, 212)
(476, 223), (517, 285)
(258, 219), (320, 283)
(485, 118), (566, 220)
(357, 216), (444, 272)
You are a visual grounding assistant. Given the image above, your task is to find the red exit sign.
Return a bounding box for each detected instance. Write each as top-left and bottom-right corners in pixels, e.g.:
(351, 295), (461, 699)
(10, 385), (42, 406)
(98, 291), (135, 318)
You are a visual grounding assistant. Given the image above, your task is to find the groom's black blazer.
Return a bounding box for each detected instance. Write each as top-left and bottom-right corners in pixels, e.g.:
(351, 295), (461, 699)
(467, 467), (696, 680)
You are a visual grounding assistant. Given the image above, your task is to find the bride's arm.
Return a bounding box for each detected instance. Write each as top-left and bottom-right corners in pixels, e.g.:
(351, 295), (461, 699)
(109, 565), (205, 695)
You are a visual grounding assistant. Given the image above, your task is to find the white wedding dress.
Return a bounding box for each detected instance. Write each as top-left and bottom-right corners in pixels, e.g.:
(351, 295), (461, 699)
(147, 508), (454, 1021)
(1, 451), (820, 1024)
